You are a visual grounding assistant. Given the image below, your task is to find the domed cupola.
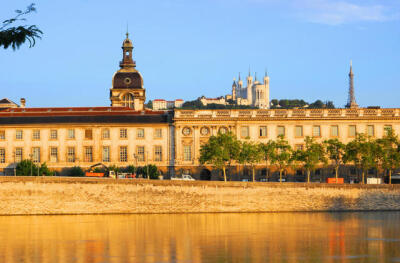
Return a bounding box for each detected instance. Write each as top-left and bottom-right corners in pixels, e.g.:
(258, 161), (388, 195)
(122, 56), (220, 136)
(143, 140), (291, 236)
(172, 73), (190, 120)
(110, 33), (146, 110)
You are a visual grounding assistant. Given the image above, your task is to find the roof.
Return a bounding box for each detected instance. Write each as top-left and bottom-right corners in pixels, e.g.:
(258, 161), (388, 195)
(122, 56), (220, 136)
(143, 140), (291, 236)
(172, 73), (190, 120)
(0, 98), (17, 105)
(0, 107), (170, 125)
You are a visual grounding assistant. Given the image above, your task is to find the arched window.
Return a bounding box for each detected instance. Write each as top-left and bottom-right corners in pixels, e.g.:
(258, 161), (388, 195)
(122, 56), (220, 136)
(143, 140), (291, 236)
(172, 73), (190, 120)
(122, 93), (134, 108)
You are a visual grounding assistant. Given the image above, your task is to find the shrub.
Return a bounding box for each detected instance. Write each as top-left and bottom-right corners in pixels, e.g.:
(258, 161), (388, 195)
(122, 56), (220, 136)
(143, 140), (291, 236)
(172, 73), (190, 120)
(68, 166), (85, 177)
(16, 159), (37, 176)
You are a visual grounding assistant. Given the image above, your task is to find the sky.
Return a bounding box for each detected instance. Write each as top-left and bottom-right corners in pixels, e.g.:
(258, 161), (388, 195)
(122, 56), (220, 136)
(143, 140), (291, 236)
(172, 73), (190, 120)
(1, 0), (399, 108)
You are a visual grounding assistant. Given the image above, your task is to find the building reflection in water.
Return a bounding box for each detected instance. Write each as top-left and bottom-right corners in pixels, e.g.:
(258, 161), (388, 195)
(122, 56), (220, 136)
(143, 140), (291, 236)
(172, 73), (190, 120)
(0, 212), (399, 263)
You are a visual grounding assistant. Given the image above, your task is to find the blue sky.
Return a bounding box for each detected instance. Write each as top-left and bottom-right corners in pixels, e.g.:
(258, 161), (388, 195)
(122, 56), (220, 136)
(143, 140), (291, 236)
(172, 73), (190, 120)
(1, 0), (399, 108)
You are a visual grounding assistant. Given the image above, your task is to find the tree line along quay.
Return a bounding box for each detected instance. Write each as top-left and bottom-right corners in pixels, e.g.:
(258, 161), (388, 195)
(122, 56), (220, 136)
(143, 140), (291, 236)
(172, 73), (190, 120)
(199, 129), (400, 184)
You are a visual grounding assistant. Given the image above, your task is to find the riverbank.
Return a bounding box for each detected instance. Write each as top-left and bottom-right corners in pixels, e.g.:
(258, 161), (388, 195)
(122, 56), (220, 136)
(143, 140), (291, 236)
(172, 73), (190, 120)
(0, 177), (400, 215)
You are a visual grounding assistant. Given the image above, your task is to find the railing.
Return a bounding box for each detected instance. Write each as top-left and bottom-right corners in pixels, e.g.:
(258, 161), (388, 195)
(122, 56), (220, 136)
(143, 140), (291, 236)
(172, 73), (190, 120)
(174, 108), (399, 119)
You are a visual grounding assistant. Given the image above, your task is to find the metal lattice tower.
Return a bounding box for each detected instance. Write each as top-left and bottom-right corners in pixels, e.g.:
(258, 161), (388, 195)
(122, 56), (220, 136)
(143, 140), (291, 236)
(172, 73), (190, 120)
(346, 60), (358, 108)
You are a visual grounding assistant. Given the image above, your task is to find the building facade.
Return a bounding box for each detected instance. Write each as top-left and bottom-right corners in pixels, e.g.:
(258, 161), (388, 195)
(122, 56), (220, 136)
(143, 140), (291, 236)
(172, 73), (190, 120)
(0, 35), (399, 180)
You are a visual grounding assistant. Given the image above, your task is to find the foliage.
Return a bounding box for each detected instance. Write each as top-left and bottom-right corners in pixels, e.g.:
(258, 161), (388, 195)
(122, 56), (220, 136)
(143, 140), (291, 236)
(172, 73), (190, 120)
(238, 142), (263, 181)
(125, 165), (136, 174)
(324, 138), (346, 180)
(146, 100), (153, 109)
(270, 99), (335, 109)
(259, 140), (276, 180)
(294, 137), (327, 183)
(376, 129), (400, 184)
(108, 165), (121, 173)
(344, 134), (379, 184)
(199, 132), (240, 181)
(141, 164), (158, 179)
(270, 135), (293, 182)
(68, 166), (85, 177)
(39, 162), (52, 176)
(16, 159), (36, 176)
(0, 3), (43, 50)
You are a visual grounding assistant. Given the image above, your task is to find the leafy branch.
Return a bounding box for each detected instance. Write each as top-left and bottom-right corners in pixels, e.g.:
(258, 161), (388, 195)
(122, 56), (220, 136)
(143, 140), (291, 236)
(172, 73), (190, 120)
(0, 3), (43, 50)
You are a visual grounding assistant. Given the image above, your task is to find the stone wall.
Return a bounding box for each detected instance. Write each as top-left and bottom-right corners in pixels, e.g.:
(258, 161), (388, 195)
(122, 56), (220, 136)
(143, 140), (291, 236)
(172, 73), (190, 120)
(0, 177), (400, 215)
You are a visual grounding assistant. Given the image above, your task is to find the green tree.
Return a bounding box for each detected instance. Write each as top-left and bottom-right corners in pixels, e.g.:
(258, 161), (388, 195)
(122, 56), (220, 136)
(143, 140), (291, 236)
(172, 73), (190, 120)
(142, 164), (158, 179)
(16, 159), (36, 176)
(199, 132), (240, 182)
(238, 142), (263, 182)
(324, 138), (346, 180)
(294, 137), (327, 183)
(1, 3), (43, 50)
(377, 129), (400, 184)
(260, 140), (276, 181)
(270, 135), (293, 183)
(344, 134), (378, 184)
(39, 162), (52, 176)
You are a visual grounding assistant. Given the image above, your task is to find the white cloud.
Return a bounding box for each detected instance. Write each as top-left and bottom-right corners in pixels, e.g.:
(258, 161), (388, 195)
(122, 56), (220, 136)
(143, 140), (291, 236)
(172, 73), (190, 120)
(295, 0), (399, 25)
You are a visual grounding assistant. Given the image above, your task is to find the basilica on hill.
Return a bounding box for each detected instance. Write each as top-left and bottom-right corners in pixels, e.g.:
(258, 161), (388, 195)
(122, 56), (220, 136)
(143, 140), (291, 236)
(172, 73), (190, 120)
(0, 33), (399, 181)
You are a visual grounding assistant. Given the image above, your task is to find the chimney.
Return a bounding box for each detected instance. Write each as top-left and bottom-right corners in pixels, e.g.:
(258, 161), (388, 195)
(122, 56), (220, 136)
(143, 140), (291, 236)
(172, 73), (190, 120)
(20, 98), (26, 108)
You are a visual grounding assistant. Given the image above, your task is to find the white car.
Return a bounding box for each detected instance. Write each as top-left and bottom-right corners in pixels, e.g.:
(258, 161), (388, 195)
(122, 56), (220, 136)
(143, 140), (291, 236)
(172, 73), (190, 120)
(171, 174), (195, 181)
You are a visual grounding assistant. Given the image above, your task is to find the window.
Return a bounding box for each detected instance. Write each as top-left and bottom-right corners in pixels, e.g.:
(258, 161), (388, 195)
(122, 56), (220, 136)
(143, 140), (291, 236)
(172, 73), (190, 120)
(154, 128), (162, 138)
(50, 130), (58, 140)
(182, 127), (191, 136)
(154, 146), (162, 161)
(50, 147), (58, 162)
(219, 127), (228, 134)
(137, 128), (145, 138)
(32, 130), (40, 140)
(102, 128), (110, 139)
(137, 146), (145, 162)
(277, 126), (285, 137)
(67, 129), (75, 139)
(119, 146), (128, 162)
(85, 129), (93, 140)
(349, 125), (356, 137)
(120, 128), (127, 139)
(184, 145), (192, 161)
(330, 126), (339, 137)
(0, 148), (5, 163)
(32, 147), (40, 163)
(67, 147), (75, 162)
(240, 126), (249, 138)
(16, 130), (23, 140)
(259, 126), (267, 137)
(122, 93), (134, 108)
(367, 125), (374, 137)
(295, 126), (303, 137)
(15, 148), (23, 162)
(84, 146), (93, 162)
(102, 146), (110, 162)
(0, 130), (5, 140)
(313, 126), (321, 137)
(384, 125), (392, 136)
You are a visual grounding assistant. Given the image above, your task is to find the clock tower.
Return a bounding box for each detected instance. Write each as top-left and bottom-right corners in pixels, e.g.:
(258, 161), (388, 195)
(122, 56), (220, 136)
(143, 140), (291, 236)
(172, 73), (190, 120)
(110, 33), (145, 110)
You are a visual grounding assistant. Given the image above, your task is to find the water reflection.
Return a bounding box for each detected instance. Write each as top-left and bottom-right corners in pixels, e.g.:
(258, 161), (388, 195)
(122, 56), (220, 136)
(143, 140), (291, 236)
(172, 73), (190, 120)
(0, 212), (399, 262)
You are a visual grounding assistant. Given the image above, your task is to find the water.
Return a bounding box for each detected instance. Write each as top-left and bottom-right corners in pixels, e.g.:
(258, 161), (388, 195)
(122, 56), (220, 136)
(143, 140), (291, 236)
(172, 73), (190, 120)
(0, 212), (399, 263)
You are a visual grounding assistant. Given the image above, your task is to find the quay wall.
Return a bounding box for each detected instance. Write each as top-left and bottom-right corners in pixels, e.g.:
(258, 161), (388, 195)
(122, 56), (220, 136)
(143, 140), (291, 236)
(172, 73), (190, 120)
(1, 177), (400, 215)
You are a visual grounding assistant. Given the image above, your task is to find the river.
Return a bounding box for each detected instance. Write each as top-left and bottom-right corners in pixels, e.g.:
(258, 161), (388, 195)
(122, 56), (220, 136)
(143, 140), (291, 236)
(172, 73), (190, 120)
(0, 212), (399, 262)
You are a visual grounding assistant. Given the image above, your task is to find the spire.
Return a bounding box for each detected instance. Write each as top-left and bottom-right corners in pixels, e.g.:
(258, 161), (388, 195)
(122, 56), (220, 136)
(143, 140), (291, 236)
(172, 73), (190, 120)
(254, 72), (257, 81)
(120, 32), (136, 69)
(346, 60), (358, 108)
(238, 72), (241, 81)
(265, 68), (268, 77)
(248, 66), (251, 77)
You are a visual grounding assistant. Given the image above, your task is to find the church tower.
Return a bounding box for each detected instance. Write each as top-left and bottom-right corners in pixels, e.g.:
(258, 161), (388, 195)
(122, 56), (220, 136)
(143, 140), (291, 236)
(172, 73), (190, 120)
(246, 70), (253, 102)
(110, 33), (145, 110)
(232, 78), (237, 101)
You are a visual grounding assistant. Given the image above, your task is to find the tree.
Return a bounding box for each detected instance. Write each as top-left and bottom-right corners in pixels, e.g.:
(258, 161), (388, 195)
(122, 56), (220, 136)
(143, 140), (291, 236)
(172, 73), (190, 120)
(142, 164), (158, 179)
(199, 132), (240, 182)
(1, 3), (43, 50)
(146, 100), (153, 109)
(324, 138), (346, 180)
(16, 159), (36, 176)
(294, 137), (327, 183)
(270, 135), (293, 183)
(260, 140), (276, 181)
(238, 142), (263, 182)
(344, 134), (378, 184)
(377, 129), (400, 184)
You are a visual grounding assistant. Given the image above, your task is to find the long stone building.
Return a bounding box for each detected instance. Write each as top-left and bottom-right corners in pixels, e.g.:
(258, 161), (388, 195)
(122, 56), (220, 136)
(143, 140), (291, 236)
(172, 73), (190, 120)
(1, 34), (399, 180)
